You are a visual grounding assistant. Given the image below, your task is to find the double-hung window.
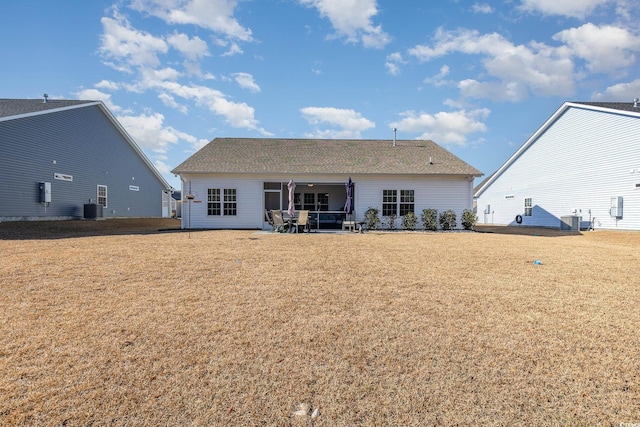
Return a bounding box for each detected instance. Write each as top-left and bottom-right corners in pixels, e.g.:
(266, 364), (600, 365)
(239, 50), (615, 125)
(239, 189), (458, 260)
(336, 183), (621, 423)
(382, 190), (397, 216)
(97, 185), (108, 208)
(208, 188), (238, 216)
(207, 189), (221, 215)
(524, 197), (533, 216)
(383, 189), (415, 216)
(399, 190), (415, 216)
(223, 189), (237, 216)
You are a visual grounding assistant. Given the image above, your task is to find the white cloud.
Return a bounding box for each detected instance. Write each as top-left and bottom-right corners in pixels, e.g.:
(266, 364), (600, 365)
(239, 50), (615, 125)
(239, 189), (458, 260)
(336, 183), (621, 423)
(232, 72), (261, 92)
(471, 3), (493, 14)
(117, 111), (198, 153)
(390, 108), (490, 146)
(99, 11), (168, 71)
(518, 0), (609, 18)
(95, 80), (120, 90)
(167, 32), (210, 61)
(592, 78), (640, 100)
(385, 52), (405, 76)
(408, 28), (575, 100)
(129, 0), (253, 41)
(298, 0), (390, 48)
(424, 65), (451, 87)
(73, 88), (121, 113)
(553, 23), (640, 74)
(158, 92), (188, 113)
(301, 106), (375, 138)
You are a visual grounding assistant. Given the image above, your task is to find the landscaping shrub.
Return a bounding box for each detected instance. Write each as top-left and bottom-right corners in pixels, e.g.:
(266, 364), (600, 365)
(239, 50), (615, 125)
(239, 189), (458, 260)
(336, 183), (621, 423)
(385, 214), (397, 230)
(364, 207), (380, 230)
(461, 209), (477, 230)
(421, 208), (438, 231)
(439, 209), (457, 230)
(402, 212), (417, 230)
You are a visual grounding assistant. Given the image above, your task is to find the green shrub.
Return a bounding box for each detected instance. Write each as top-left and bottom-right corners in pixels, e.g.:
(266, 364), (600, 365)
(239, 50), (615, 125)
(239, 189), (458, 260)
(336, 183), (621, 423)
(421, 208), (438, 231)
(439, 209), (457, 230)
(364, 207), (380, 230)
(402, 211), (417, 230)
(385, 213), (397, 230)
(461, 209), (477, 230)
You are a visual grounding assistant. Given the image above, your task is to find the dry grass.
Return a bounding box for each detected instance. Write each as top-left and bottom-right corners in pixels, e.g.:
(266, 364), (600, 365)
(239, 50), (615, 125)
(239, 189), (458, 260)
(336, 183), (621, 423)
(1, 220), (639, 425)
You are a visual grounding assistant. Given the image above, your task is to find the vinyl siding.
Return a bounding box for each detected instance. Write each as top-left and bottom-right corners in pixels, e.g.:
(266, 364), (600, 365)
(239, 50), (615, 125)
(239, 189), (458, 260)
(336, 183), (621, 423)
(180, 173), (474, 229)
(477, 106), (640, 230)
(0, 105), (166, 220)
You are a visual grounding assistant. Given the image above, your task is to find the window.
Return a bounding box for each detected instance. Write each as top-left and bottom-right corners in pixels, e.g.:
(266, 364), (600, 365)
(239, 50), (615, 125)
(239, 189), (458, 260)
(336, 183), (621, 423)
(294, 193), (302, 210)
(317, 193), (329, 211)
(399, 190), (415, 216)
(382, 190), (397, 216)
(208, 188), (237, 216)
(524, 197), (533, 216)
(383, 189), (414, 216)
(97, 185), (107, 208)
(208, 189), (221, 215)
(224, 189), (237, 216)
(303, 193), (315, 210)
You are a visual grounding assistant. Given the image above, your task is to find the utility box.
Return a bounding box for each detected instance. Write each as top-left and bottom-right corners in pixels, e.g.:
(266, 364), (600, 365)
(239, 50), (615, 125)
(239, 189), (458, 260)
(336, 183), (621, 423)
(39, 181), (51, 203)
(610, 196), (623, 218)
(84, 203), (103, 220)
(560, 215), (582, 231)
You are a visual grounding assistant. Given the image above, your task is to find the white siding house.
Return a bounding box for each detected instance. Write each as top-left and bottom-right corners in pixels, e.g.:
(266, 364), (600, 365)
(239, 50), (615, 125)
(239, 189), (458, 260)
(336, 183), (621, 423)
(172, 138), (482, 230)
(475, 101), (640, 231)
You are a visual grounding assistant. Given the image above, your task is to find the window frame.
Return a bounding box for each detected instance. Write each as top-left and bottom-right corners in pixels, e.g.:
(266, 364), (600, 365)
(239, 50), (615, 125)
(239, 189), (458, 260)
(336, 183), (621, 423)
(223, 188), (237, 216)
(207, 188), (221, 216)
(383, 189), (415, 217)
(97, 185), (107, 208)
(524, 197), (533, 216)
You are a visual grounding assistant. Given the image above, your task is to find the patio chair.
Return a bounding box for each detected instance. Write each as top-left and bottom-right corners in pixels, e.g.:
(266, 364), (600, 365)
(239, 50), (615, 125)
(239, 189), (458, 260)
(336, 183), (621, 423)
(264, 209), (275, 231)
(271, 210), (287, 232)
(295, 210), (310, 233)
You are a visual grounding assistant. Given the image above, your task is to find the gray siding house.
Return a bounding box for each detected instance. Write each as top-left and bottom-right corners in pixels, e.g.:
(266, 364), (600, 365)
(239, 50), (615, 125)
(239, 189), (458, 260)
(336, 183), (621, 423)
(172, 138), (482, 230)
(475, 101), (640, 231)
(0, 98), (173, 221)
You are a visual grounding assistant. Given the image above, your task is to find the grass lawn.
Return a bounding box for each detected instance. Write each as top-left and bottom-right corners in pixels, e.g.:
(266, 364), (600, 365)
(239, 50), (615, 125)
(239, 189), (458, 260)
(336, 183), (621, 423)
(1, 219), (639, 425)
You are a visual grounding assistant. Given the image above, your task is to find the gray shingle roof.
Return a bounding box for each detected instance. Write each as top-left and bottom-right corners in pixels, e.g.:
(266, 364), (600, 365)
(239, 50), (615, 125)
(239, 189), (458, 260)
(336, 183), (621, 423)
(572, 101), (640, 113)
(0, 98), (96, 119)
(172, 137), (482, 176)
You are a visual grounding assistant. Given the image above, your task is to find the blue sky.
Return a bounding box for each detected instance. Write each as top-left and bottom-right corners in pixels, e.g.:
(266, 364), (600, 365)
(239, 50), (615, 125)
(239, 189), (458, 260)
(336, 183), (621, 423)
(2, 0), (639, 189)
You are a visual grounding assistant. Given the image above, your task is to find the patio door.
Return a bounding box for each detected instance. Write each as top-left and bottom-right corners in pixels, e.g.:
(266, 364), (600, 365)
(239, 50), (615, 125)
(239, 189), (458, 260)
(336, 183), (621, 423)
(264, 182), (281, 229)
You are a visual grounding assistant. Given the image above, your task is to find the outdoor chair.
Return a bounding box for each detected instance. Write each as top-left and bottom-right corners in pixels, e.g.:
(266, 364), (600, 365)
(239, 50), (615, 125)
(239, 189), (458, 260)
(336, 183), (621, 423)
(264, 209), (275, 231)
(271, 210), (287, 232)
(295, 210), (310, 233)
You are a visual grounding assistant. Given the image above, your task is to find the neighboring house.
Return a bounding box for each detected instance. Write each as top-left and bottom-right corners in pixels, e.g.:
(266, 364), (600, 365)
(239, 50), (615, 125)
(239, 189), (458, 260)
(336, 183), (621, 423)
(0, 97), (174, 221)
(171, 138), (482, 230)
(475, 101), (640, 230)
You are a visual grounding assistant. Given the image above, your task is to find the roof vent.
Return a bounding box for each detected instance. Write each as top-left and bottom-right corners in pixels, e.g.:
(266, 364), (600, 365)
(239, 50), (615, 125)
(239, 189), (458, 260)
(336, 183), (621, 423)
(43, 94), (49, 103)
(634, 98), (639, 108)
(393, 128), (397, 147)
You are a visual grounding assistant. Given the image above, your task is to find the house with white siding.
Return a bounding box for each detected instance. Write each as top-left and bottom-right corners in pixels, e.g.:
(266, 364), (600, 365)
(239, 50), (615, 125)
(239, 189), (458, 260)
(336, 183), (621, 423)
(171, 138), (482, 230)
(0, 97), (174, 221)
(475, 101), (640, 231)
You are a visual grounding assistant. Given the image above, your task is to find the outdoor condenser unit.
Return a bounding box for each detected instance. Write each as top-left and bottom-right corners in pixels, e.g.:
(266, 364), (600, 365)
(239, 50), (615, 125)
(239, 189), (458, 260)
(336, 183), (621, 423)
(610, 196), (623, 218)
(39, 181), (51, 203)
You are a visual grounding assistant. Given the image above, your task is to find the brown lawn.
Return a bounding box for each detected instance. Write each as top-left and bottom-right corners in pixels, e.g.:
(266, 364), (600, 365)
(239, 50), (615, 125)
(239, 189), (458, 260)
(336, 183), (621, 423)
(1, 219), (639, 425)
